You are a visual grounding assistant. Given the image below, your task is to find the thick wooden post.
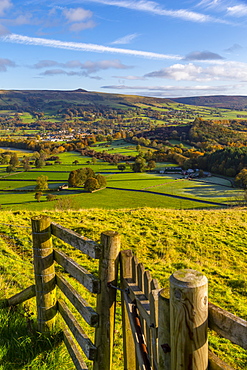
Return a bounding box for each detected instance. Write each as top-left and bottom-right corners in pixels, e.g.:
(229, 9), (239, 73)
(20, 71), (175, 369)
(32, 215), (57, 332)
(94, 231), (120, 370)
(120, 250), (137, 370)
(158, 289), (171, 370)
(169, 269), (208, 370)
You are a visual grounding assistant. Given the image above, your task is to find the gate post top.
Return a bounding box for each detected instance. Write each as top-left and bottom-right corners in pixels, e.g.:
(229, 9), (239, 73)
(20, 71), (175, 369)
(170, 269), (208, 288)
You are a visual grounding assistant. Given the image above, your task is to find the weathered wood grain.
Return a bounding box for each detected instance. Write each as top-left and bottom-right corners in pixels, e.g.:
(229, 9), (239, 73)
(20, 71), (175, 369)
(93, 231), (120, 370)
(122, 277), (151, 326)
(7, 284), (36, 306)
(54, 248), (100, 294)
(169, 269), (208, 370)
(158, 289), (170, 370)
(151, 278), (160, 291)
(32, 216), (57, 332)
(144, 269), (152, 365)
(51, 222), (101, 259)
(63, 325), (89, 370)
(58, 299), (97, 361)
(120, 250), (136, 370)
(209, 302), (247, 350)
(132, 255), (138, 284)
(123, 291), (152, 370)
(150, 289), (159, 370)
(208, 350), (236, 370)
(56, 273), (98, 327)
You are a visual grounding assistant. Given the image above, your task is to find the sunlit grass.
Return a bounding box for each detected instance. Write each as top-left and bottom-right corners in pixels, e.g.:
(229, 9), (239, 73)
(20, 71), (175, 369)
(0, 208), (247, 368)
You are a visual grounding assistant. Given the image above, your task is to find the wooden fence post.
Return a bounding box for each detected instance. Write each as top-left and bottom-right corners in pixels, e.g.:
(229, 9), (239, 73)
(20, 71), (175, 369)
(158, 289), (170, 370)
(120, 249), (137, 370)
(94, 231), (120, 370)
(169, 269), (208, 370)
(32, 215), (57, 332)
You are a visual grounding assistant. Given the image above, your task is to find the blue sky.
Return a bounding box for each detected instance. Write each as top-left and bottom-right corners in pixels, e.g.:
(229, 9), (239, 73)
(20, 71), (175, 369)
(1, 0), (247, 97)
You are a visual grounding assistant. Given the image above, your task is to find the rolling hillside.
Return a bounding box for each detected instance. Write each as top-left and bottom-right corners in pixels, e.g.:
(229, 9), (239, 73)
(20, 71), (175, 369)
(1, 89), (247, 112)
(171, 95), (247, 110)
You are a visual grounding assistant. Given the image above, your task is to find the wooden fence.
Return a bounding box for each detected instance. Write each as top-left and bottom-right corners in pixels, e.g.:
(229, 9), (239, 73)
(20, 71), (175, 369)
(4, 215), (247, 370)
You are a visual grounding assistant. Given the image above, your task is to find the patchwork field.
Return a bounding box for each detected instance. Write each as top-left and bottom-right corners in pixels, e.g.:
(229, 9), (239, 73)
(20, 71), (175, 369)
(0, 142), (241, 211)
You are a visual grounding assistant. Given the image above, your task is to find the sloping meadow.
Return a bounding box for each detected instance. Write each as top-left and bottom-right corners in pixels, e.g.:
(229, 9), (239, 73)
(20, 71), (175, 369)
(0, 207), (246, 368)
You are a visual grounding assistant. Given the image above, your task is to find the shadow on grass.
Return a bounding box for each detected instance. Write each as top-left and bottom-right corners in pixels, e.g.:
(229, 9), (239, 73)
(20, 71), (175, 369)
(0, 305), (63, 370)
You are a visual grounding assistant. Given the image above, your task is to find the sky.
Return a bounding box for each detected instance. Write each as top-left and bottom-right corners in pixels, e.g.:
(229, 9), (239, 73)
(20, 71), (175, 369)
(1, 0), (247, 97)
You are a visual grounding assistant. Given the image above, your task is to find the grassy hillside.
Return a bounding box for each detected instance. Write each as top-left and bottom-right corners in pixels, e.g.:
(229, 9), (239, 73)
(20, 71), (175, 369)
(0, 207), (247, 369)
(171, 95), (247, 110)
(0, 89), (172, 112)
(1, 89), (247, 121)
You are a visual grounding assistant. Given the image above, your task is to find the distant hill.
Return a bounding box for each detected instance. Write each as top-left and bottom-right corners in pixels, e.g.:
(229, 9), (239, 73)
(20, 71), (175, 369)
(170, 95), (247, 110)
(0, 89), (173, 112)
(1, 89), (247, 113)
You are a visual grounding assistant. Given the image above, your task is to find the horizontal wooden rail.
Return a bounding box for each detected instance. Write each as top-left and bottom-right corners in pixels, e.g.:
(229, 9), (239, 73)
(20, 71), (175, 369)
(209, 302), (247, 350)
(54, 248), (100, 294)
(56, 273), (98, 327)
(51, 222), (101, 259)
(58, 299), (97, 361)
(63, 325), (89, 370)
(208, 350), (235, 370)
(7, 284), (36, 306)
(122, 277), (151, 327)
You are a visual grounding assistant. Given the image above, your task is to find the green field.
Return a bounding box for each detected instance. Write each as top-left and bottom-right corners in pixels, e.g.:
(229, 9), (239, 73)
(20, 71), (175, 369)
(0, 142), (241, 211)
(0, 208), (247, 369)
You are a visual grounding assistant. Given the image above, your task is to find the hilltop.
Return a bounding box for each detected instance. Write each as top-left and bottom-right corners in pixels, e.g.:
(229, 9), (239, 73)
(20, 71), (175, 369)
(0, 89), (173, 112)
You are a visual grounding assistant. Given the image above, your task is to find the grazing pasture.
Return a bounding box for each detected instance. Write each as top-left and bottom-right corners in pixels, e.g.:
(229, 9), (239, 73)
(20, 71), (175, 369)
(0, 141), (241, 210)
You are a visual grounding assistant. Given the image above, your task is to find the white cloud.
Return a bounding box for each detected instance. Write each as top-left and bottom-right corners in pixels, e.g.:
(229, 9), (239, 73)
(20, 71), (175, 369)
(63, 8), (93, 22)
(62, 7), (96, 32)
(33, 58), (132, 73)
(80, 59), (132, 72)
(145, 63), (203, 81)
(101, 82), (243, 97)
(101, 83), (235, 92)
(111, 33), (139, 45)
(2, 34), (183, 60)
(196, 0), (223, 10)
(0, 0), (12, 16)
(113, 75), (145, 80)
(87, 0), (227, 23)
(4, 14), (33, 26)
(227, 4), (247, 16)
(69, 20), (96, 32)
(0, 24), (9, 36)
(40, 69), (103, 79)
(145, 61), (247, 82)
(224, 43), (243, 53)
(184, 50), (224, 60)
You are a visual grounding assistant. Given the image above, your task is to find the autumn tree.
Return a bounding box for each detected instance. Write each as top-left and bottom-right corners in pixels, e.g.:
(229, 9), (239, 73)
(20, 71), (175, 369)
(35, 192), (43, 202)
(84, 177), (99, 192)
(9, 153), (19, 168)
(118, 164), (126, 172)
(132, 155), (147, 172)
(68, 167), (95, 187)
(147, 160), (156, 171)
(35, 157), (45, 168)
(95, 174), (106, 188)
(235, 168), (247, 188)
(36, 175), (48, 191)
